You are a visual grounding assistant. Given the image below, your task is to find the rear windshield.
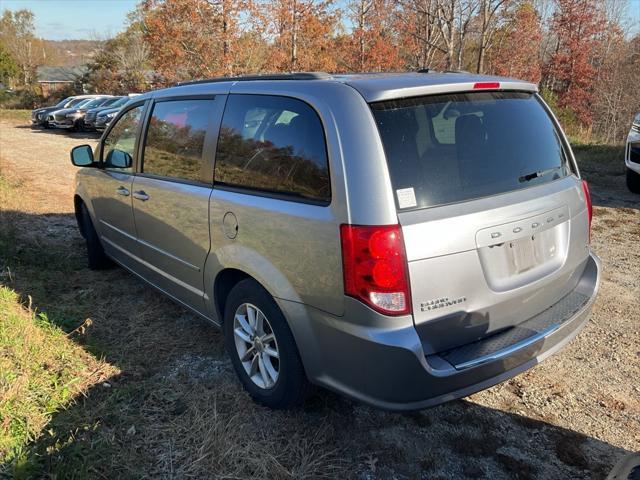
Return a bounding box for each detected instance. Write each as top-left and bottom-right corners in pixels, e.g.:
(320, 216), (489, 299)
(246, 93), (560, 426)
(371, 92), (571, 210)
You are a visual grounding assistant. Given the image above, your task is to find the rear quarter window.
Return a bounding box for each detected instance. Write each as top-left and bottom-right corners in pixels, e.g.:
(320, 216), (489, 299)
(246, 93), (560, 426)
(214, 94), (330, 204)
(371, 92), (572, 210)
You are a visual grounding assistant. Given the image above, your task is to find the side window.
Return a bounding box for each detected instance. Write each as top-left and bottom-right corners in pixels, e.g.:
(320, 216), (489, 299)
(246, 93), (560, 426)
(142, 99), (213, 183)
(102, 105), (144, 171)
(215, 94), (330, 203)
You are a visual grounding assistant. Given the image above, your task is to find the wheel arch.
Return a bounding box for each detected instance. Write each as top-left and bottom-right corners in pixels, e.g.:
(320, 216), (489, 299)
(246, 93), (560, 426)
(213, 268), (252, 321)
(206, 244), (304, 323)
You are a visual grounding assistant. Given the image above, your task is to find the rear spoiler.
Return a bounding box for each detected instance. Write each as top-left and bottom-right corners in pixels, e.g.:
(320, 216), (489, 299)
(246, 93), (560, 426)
(359, 81), (538, 103)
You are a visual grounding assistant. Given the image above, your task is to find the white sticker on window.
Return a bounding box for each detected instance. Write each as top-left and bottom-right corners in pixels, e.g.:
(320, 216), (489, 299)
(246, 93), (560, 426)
(396, 188), (417, 209)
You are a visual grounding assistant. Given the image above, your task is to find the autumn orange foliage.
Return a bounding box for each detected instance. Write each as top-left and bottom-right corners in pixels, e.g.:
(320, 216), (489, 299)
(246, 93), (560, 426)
(489, 2), (542, 83)
(542, 0), (606, 125)
(85, 0), (638, 139)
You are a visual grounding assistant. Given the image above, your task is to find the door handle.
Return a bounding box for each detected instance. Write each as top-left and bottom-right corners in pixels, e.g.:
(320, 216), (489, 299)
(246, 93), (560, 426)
(116, 186), (130, 196)
(133, 190), (149, 201)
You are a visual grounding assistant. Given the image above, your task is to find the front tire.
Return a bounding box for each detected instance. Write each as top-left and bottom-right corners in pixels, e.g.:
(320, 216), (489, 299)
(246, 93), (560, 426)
(627, 167), (640, 194)
(223, 279), (311, 409)
(79, 203), (112, 270)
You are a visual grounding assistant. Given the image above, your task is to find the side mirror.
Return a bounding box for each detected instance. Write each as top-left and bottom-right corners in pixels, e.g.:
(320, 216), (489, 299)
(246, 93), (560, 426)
(105, 149), (132, 169)
(70, 145), (95, 167)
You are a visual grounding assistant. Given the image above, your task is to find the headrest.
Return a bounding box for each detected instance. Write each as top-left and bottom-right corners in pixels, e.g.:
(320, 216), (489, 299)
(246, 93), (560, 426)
(455, 114), (484, 145)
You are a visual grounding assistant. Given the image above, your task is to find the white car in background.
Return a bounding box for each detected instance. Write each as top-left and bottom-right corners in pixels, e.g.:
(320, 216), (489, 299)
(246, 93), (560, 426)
(626, 113), (640, 193)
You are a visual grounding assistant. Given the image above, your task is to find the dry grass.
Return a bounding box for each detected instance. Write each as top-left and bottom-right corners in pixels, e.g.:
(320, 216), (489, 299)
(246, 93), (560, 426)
(0, 110), (30, 123)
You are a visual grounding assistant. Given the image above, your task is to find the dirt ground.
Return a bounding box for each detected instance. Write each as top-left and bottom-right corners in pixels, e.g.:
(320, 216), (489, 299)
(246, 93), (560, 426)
(0, 118), (638, 479)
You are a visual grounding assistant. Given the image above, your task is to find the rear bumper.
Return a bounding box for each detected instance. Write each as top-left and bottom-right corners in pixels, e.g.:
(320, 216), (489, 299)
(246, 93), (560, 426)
(281, 251), (600, 411)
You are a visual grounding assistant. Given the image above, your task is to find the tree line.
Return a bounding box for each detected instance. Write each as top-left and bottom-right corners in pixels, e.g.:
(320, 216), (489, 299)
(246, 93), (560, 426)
(1, 0), (639, 142)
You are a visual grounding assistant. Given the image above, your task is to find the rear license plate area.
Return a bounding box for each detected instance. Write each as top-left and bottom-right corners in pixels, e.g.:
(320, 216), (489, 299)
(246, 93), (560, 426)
(509, 235), (537, 273)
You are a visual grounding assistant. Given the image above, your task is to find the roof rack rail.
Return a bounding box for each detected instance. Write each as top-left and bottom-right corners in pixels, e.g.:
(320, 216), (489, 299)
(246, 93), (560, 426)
(416, 68), (431, 73)
(444, 70), (471, 74)
(176, 72), (332, 87)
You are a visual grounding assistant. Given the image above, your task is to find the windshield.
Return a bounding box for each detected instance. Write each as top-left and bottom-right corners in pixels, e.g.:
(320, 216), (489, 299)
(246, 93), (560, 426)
(83, 97), (110, 108)
(102, 97), (123, 107)
(56, 97), (73, 107)
(371, 92), (571, 210)
(109, 96), (129, 108)
(69, 98), (91, 108)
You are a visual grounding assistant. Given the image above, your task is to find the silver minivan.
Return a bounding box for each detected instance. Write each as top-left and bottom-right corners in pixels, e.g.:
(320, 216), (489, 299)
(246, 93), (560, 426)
(70, 72), (600, 410)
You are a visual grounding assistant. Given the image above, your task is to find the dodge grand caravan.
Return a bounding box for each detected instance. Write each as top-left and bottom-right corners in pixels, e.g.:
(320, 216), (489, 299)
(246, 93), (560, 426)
(70, 72), (601, 410)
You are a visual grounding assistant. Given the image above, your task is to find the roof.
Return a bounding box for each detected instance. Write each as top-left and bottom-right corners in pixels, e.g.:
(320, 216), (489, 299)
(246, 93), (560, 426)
(36, 65), (88, 83)
(168, 71), (537, 102)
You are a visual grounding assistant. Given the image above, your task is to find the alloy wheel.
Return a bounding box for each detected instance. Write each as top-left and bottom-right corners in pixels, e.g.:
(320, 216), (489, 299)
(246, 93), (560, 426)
(233, 303), (280, 389)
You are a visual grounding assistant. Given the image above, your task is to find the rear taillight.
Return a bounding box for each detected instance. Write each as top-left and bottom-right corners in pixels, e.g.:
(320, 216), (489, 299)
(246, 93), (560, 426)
(340, 224), (412, 316)
(582, 179), (593, 242)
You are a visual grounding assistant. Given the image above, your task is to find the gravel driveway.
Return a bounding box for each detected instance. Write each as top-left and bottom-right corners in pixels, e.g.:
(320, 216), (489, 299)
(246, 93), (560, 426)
(1, 119), (638, 479)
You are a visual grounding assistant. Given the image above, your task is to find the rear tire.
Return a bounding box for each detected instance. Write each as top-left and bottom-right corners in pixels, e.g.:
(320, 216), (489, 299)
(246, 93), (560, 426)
(627, 167), (640, 194)
(79, 203), (112, 270)
(223, 279), (311, 409)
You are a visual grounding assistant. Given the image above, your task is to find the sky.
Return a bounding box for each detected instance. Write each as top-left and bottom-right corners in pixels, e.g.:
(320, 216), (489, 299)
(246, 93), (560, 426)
(1, 0), (138, 40)
(1, 0), (639, 41)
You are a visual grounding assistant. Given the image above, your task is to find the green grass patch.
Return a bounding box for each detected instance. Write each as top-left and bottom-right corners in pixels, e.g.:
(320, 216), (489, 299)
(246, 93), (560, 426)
(0, 287), (116, 465)
(0, 109), (31, 122)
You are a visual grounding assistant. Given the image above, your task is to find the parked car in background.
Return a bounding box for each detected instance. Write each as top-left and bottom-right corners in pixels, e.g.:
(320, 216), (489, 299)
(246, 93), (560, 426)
(94, 106), (121, 131)
(626, 113), (640, 193)
(70, 72), (600, 411)
(49, 96), (113, 131)
(84, 96), (128, 130)
(93, 94), (141, 131)
(31, 95), (99, 128)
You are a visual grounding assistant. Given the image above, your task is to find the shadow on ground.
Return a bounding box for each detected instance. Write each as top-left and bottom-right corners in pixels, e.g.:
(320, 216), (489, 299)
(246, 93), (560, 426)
(0, 209), (633, 480)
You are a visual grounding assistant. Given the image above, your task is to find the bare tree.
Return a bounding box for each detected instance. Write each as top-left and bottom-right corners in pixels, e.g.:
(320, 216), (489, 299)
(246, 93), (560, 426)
(112, 31), (150, 74)
(592, 34), (639, 142)
(532, 0), (556, 65)
(397, 0), (444, 69)
(475, 0), (509, 74)
(348, 0), (374, 70)
(455, 0), (478, 69)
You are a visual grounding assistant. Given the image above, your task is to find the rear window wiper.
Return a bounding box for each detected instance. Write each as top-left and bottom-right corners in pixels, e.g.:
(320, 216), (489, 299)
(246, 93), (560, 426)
(519, 165), (565, 183)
